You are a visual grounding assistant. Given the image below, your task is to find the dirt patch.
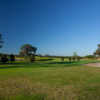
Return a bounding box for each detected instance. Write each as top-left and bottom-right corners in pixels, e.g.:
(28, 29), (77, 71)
(85, 63), (100, 67)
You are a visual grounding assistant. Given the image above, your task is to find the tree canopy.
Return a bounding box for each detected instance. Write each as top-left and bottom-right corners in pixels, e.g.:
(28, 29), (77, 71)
(94, 44), (100, 56)
(20, 44), (37, 56)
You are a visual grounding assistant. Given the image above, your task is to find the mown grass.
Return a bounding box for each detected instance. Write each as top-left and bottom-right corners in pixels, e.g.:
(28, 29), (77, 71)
(0, 59), (100, 100)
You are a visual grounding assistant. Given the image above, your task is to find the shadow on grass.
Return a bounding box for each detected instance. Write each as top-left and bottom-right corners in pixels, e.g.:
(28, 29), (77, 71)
(47, 60), (100, 65)
(0, 66), (23, 69)
(36, 58), (53, 61)
(0, 60), (95, 69)
(0, 62), (27, 65)
(47, 61), (92, 67)
(47, 61), (77, 64)
(0, 61), (78, 69)
(0, 62), (38, 69)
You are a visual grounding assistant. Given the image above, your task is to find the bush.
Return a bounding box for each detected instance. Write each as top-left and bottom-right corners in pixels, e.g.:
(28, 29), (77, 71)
(1, 55), (8, 63)
(85, 55), (95, 59)
(9, 54), (15, 63)
(77, 56), (81, 61)
(61, 57), (64, 62)
(68, 57), (72, 62)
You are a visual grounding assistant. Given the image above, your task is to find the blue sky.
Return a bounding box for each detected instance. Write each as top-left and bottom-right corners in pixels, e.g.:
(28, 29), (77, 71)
(0, 0), (100, 56)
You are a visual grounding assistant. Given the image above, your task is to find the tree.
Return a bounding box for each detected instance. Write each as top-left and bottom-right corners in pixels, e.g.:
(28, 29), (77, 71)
(20, 44), (37, 56)
(61, 57), (64, 62)
(0, 33), (4, 48)
(0, 33), (4, 63)
(77, 56), (81, 61)
(1, 55), (8, 64)
(9, 54), (15, 63)
(94, 44), (100, 57)
(72, 52), (78, 61)
(68, 57), (72, 62)
(73, 52), (78, 57)
(72, 52), (81, 61)
(20, 44), (37, 62)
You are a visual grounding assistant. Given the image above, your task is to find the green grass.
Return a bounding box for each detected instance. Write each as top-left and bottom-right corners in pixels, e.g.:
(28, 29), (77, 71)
(0, 60), (100, 100)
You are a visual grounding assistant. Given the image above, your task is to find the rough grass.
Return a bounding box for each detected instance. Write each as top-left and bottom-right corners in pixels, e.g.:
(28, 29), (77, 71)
(0, 60), (100, 100)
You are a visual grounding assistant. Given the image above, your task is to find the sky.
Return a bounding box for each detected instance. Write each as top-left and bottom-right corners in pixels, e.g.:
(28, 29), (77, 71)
(0, 0), (100, 56)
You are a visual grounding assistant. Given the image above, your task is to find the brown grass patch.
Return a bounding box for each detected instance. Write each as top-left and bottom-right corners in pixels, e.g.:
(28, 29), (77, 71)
(0, 78), (100, 100)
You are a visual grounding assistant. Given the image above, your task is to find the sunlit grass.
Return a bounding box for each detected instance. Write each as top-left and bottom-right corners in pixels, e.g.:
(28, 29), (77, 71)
(0, 59), (100, 100)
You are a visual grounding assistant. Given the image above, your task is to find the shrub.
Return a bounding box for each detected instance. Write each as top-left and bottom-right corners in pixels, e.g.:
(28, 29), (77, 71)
(68, 57), (72, 62)
(61, 57), (64, 62)
(1, 55), (8, 63)
(9, 54), (15, 63)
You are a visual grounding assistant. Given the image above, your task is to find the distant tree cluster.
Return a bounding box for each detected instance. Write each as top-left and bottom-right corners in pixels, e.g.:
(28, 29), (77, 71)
(67, 56), (81, 62)
(67, 52), (81, 62)
(85, 55), (95, 59)
(59, 52), (81, 62)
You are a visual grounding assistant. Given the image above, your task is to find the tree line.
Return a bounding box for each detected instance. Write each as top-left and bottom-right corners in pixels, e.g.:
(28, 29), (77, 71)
(0, 33), (100, 64)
